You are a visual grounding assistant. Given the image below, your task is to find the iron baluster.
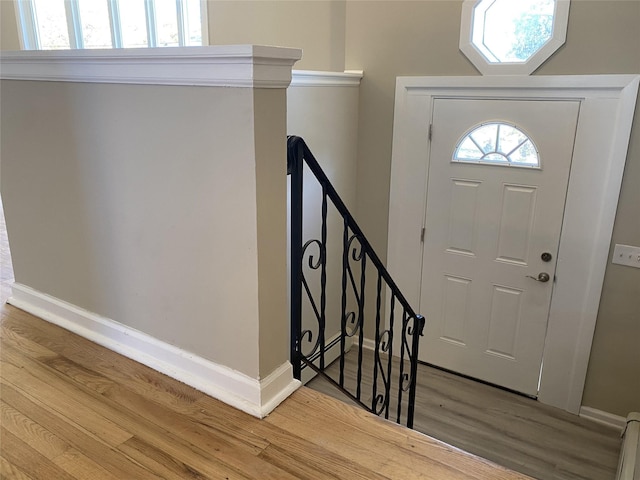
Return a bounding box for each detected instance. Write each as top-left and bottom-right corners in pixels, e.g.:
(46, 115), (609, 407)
(372, 272), (382, 413)
(407, 314), (425, 429)
(385, 295), (395, 420)
(320, 187), (328, 370)
(356, 246), (366, 401)
(397, 308), (407, 424)
(339, 219), (348, 388)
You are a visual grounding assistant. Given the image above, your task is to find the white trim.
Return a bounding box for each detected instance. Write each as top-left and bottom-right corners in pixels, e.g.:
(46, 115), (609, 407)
(388, 75), (640, 414)
(7, 283), (300, 418)
(176, 0), (186, 47)
(14, 0), (38, 50)
(291, 70), (363, 87)
(199, 0), (209, 46)
(300, 331), (354, 385)
(144, 0), (157, 47)
(359, 337), (376, 352)
(65, 0), (83, 50)
(0, 45), (302, 88)
(579, 406), (626, 431)
(459, 0), (570, 76)
(108, 0), (123, 49)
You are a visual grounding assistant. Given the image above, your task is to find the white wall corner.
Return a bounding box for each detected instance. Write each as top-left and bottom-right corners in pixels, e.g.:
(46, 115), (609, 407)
(0, 45), (302, 88)
(258, 362), (301, 417)
(7, 283), (299, 418)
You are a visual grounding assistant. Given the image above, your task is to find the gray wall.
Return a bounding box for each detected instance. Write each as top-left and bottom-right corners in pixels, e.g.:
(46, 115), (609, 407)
(208, 0), (346, 71)
(0, 1), (20, 51)
(1, 80), (288, 379)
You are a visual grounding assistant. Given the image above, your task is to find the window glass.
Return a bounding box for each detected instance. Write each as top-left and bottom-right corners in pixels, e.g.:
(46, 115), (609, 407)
(459, 0), (570, 75)
(120, 0), (148, 48)
(33, 0), (70, 49)
(185, 0), (203, 46)
(453, 123), (540, 168)
(78, 0), (113, 48)
(472, 0), (555, 63)
(19, 0), (206, 50)
(155, 0), (179, 47)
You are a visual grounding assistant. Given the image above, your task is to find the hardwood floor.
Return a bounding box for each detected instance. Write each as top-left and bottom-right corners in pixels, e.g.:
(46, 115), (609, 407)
(0, 210), (532, 479)
(308, 350), (622, 480)
(0, 303), (537, 480)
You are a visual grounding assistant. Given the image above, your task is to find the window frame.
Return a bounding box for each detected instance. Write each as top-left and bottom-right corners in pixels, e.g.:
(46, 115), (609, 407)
(14, 0), (209, 50)
(459, 0), (571, 76)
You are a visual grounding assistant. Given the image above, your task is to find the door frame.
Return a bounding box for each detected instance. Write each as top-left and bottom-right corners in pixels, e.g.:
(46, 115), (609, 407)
(387, 75), (639, 414)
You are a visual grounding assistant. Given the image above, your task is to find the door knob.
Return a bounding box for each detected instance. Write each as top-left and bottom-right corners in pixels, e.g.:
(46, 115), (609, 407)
(526, 272), (550, 283)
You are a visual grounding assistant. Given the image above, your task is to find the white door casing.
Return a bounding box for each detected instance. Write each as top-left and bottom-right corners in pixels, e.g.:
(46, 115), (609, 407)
(387, 75), (639, 413)
(420, 98), (579, 395)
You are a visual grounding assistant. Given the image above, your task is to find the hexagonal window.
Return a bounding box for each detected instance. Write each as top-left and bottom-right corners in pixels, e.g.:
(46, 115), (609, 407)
(460, 0), (571, 75)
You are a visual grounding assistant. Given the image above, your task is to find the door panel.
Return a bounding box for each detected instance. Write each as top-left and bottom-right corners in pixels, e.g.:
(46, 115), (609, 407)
(419, 98), (580, 396)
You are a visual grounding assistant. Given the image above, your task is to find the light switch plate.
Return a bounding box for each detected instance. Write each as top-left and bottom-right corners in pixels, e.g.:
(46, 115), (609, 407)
(612, 244), (640, 269)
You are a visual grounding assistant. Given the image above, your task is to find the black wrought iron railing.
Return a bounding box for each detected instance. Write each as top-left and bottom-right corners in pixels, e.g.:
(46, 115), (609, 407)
(288, 135), (425, 429)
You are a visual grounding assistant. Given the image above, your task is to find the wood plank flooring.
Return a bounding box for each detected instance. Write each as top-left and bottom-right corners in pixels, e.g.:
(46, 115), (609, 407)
(308, 348), (622, 480)
(0, 303), (535, 480)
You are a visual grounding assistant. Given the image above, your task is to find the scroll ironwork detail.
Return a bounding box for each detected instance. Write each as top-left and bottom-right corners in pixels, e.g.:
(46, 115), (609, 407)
(288, 135), (425, 429)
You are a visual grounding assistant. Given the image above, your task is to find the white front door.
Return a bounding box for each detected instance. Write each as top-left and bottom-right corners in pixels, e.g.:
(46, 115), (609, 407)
(419, 98), (580, 396)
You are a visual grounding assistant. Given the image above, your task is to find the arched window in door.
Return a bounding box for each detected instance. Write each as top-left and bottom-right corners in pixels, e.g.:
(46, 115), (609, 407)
(453, 122), (540, 168)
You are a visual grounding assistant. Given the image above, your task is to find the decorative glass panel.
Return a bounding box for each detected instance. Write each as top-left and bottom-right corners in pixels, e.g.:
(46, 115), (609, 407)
(453, 123), (540, 168)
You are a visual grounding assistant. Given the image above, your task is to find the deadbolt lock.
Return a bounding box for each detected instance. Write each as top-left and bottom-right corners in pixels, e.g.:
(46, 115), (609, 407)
(541, 252), (553, 262)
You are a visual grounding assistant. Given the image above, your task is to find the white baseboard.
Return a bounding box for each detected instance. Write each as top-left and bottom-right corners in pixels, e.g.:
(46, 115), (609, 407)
(300, 331), (352, 385)
(579, 406), (626, 431)
(8, 283), (300, 419)
(360, 337), (376, 351)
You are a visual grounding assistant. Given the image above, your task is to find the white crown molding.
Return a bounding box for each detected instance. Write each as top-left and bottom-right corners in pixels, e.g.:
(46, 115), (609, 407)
(8, 283), (300, 418)
(0, 45), (302, 88)
(291, 70), (363, 87)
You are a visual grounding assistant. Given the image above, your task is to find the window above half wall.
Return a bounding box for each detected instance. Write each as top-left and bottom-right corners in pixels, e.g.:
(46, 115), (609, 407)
(459, 0), (570, 75)
(15, 0), (208, 50)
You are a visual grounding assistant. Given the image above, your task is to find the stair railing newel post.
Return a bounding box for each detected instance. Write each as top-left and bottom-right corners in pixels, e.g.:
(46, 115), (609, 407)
(288, 137), (304, 380)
